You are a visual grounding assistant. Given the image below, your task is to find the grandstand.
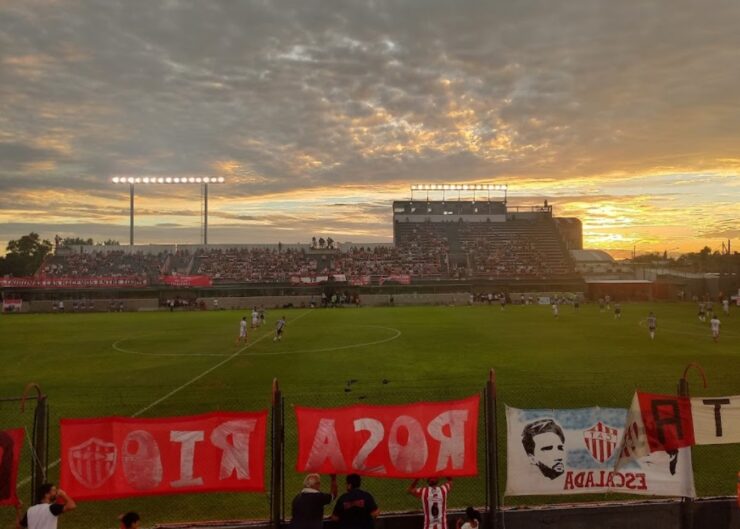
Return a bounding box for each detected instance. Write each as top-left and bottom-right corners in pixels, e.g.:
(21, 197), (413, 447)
(393, 196), (579, 279)
(1, 187), (593, 309)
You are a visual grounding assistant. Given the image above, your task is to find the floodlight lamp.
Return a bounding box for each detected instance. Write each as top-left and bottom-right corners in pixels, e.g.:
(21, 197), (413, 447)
(203, 177), (210, 183)
(156, 178), (163, 183)
(217, 177), (225, 183)
(196, 177), (202, 183)
(142, 177), (149, 183)
(165, 177), (172, 183)
(112, 177), (119, 183)
(127, 177), (135, 184)
(463, 184), (469, 190)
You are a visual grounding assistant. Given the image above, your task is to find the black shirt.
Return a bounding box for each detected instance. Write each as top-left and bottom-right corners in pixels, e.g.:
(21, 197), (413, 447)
(291, 490), (333, 529)
(332, 488), (378, 529)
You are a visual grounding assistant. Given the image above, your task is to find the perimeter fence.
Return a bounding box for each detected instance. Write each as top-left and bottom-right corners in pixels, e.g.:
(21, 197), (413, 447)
(0, 368), (737, 529)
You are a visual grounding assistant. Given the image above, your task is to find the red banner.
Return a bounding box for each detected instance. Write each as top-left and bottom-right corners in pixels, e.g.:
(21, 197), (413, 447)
(160, 275), (213, 287)
(0, 276), (148, 289)
(0, 429), (24, 506)
(60, 411), (267, 500)
(296, 395), (479, 478)
(379, 274), (411, 285)
(637, 393), (694, 452)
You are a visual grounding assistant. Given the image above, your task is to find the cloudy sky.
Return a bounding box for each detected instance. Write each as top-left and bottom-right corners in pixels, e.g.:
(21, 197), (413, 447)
(1, 0), (738, 257)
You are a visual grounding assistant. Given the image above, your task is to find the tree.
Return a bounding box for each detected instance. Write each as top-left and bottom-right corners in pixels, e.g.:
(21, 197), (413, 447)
(62, 237), (94, 247)
(100, 239), (120, 246)
(0, 233), (53, 276)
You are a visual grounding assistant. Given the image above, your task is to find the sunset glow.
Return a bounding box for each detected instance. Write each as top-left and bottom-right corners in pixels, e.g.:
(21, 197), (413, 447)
(1, 1), (738, 256)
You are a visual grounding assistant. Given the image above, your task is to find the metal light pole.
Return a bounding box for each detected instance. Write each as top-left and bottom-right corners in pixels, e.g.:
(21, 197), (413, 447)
(112, 176), (225, 246)
(129, 183), (134, 246)
(203, 182), (208, 245)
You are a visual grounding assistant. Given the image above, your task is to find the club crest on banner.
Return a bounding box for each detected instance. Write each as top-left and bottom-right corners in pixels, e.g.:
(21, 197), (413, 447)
(69, 438), (117, 489)
(583, 421), (619, 463)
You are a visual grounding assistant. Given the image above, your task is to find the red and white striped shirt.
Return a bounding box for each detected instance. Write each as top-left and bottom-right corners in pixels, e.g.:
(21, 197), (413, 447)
(412, 481), (452, 529)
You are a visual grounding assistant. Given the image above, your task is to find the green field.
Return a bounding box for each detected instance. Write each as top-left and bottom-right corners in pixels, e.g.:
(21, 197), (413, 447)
(1, 302), (738, 528)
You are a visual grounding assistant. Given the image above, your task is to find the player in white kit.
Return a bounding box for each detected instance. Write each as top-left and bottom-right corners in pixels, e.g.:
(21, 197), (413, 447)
(710, 315), (721, 342)
(237, 316), (248, 344)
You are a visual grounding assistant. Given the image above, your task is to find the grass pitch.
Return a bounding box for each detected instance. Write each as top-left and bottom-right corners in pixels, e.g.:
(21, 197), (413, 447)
(1, 302), (738, 528)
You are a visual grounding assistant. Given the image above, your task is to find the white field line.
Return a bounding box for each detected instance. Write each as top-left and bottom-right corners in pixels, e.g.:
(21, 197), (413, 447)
(18, 310), (311, 487)
(112, 325), (402, 357)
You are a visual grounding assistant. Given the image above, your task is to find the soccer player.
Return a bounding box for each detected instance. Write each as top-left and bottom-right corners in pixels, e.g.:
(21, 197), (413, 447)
(647, 311), (657, 340)
(710, 314), (721, 342)
(551, 302), (559, 318)
(16, 483), (76, 529)
(614, 303), (622, 319)
(598, 298), (605, 312)
(722, 298), (730, 315)
(408, 477), (453, 529)
(274, 316), (286, 342)
(698, 302), (706, 322)
(251, 307), (260, 329)
(237, 316), (248, 344)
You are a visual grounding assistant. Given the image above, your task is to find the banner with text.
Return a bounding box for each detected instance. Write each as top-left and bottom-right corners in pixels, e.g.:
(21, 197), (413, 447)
(505, 406), (694, 497)
(378, 274), (411, 285)
(296, 395), (479, 478)
(0, 429), (24, 506)
(160, 275), (213, 287)
(622, 392), (740, 454)
(0, 276), (148, 289)
(61, 411), (267, 500)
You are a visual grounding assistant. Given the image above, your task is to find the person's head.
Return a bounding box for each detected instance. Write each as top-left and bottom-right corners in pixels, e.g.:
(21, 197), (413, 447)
(426, 477), (439, 486)
(121, 512), (140, 529)
(346, 473), (361, 490)
(303, 473), (321, 490)
(37, 483), (56, 503)
(465, 507), (481, 522)
(521, 419), (566, 479)
(242, 316), (246, 321)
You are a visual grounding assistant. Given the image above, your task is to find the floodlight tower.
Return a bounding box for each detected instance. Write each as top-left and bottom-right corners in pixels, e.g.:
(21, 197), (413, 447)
(410, 183), (508, 202)
(111, 176), (226, 246)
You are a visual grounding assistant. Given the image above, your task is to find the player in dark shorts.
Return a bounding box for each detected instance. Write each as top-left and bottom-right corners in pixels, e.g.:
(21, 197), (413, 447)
(274, 316), (286, 342)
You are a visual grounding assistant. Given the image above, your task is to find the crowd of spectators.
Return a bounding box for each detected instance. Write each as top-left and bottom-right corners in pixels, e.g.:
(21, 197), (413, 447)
(34, 220), (573, 284)
(194, 247), (313, 282)
(40, 251), (165, 278)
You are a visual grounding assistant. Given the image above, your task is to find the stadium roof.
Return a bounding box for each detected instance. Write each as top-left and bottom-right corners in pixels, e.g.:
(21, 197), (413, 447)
(570, 249), (615, 263)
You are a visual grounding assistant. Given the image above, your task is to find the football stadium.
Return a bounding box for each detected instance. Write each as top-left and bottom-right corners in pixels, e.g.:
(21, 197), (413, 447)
(3, 2), (740, 528)
(1, 189), (739, 529)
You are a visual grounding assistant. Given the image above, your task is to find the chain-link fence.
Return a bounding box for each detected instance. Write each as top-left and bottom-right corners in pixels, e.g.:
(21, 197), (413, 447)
(2, 370), (736, 529)
(0, 385), (48, 529)
(281, 377), (488, 521)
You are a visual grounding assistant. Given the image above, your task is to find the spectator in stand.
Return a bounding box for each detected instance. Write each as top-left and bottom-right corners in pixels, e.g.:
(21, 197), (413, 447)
(331, 474), (379, 529)
(290, 474), (337, 529)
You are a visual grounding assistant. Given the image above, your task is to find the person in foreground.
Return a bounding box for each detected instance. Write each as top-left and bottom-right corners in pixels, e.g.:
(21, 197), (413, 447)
(16, 483), (76, 529)
(290, 473), (337, 529)
(332, 474), (379, 529)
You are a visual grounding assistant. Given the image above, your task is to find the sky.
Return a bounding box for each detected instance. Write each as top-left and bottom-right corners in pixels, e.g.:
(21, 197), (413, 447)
(1, 0), (739, 258)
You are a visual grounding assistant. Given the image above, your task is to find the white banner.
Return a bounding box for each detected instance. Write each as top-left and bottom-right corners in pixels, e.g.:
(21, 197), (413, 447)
(506, 406), (695, 497)
(691, 396), (740, 445)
